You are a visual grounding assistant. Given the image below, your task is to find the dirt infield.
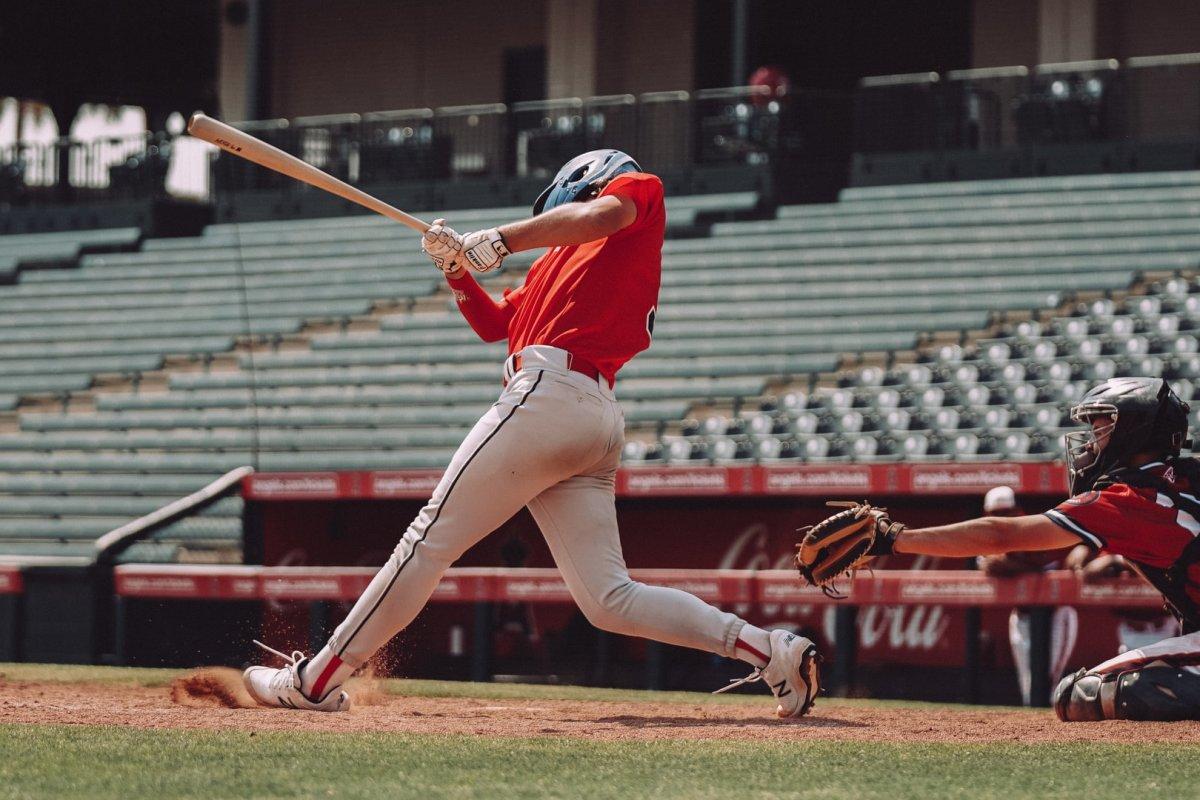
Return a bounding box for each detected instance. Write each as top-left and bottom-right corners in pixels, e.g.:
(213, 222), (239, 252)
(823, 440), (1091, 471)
(0, 669), (1196, 744)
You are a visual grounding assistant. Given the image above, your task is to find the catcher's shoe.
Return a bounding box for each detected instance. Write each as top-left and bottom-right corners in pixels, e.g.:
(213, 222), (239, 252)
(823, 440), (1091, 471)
(714, 629), (820, 718)
(242, 640), (351, 713)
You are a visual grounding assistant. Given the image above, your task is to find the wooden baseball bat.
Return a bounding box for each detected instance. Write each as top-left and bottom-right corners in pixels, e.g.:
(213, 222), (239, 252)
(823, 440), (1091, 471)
(187, 112), (429, 233)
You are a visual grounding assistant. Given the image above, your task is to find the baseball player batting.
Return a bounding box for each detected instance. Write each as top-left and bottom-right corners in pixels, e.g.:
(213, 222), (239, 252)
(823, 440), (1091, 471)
(243, 150), (820, 717)
(798, 377), (1200, 721)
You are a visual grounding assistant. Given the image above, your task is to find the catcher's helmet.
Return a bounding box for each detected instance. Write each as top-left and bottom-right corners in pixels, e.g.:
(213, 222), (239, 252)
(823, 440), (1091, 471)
(1065, 377), (1191, 495)
(532, 149), (641, 215)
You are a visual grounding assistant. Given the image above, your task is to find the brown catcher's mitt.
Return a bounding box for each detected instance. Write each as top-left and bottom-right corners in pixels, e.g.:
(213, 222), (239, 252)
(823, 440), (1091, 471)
(795, 501), (906, 595)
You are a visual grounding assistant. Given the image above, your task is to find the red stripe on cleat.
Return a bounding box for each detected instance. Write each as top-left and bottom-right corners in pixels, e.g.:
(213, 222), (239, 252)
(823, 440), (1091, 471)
(735, 638), (769, 664)
(308, 656), (343, 700)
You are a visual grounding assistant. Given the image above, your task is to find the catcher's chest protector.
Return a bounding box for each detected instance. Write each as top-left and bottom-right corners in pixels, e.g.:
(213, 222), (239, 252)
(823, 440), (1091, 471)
(1099, 460), (1200, 632)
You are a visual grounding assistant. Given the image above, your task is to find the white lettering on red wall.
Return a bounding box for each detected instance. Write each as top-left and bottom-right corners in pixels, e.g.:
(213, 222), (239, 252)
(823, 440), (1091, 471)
(623, 468), (731, 495)
(858, 605), (950, 651)
(371, 471), (443, 497)
(910, 465), (1024, 493)
(249, 473), (339, 498)
(762, 467), (872, 494)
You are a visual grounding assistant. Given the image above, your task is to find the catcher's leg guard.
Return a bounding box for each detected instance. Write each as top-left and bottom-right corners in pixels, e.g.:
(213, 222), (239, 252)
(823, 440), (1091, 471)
(1054, 663), (1200, 721)
(1111, 666), (1200, 721)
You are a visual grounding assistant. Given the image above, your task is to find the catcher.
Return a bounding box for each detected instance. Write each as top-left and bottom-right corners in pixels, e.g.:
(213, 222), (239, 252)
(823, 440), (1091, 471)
(797, 377), (1200, 721)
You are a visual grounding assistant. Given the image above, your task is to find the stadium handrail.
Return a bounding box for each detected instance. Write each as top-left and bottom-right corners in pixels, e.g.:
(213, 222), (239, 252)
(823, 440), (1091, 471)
(93, 465), (253, 564)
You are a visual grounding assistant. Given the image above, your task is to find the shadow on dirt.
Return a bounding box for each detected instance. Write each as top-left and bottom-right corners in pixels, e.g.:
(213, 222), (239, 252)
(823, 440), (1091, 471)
(594, 714), (869, 729)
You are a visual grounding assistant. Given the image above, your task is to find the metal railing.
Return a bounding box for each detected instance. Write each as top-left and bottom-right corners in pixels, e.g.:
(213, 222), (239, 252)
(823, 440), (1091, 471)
(853, 53), (1200, 155)
(509, 95), (643, 177)
(208, 85), (808, 197)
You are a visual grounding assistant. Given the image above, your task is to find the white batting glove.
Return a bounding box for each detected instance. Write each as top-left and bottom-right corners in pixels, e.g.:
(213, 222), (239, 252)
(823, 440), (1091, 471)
(460, 228), (510, 273)
(421, 218), (464, 274)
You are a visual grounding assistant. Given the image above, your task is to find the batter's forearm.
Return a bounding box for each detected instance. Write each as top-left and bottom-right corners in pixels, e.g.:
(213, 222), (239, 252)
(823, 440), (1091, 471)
(500, 196), (632, 252)
(445, 272), (512, 343)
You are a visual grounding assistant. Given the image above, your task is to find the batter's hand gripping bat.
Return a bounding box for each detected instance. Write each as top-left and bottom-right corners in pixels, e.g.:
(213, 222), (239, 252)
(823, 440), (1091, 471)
(187, 112), (429, 233)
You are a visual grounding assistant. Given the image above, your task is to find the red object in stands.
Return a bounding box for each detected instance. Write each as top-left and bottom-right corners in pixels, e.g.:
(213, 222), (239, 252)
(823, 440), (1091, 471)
(0, 565), (22, 594)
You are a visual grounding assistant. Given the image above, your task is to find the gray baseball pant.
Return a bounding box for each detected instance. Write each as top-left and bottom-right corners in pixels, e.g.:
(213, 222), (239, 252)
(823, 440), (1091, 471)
(310, 346), (746, 687)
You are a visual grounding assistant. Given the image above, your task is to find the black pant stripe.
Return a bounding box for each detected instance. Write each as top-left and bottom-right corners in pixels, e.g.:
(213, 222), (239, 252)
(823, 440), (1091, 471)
(335, 370), (545, 658)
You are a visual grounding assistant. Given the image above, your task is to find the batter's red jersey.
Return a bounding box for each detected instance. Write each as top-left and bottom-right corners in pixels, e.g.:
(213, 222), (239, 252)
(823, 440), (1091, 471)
(1045, 460), (1200, 612)
(501, 172), (665, 385)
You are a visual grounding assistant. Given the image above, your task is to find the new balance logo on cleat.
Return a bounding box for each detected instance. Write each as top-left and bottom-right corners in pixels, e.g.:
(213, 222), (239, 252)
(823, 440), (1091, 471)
(712, 630), (820, 718)
(765, 630), (819, 718)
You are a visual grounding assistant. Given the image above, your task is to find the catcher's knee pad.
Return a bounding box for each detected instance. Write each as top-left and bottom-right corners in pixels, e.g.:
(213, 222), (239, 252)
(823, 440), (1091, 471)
(1053, 668), (1113, 721)
(1054, 665), (1200, 721)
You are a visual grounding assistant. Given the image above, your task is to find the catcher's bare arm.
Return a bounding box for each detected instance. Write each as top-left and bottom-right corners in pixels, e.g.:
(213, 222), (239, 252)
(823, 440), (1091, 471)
(894, 515), (1079, 557)
(796, 501), (1078, 591)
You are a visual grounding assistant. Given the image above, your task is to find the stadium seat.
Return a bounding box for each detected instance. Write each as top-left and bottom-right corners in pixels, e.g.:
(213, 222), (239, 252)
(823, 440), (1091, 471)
(802, 436), (850, 462)
(1000, 431), (1034, 458)
(710, 436), (754, 463)
(756, 436), (801, 462)
(622, 440), (649, 462)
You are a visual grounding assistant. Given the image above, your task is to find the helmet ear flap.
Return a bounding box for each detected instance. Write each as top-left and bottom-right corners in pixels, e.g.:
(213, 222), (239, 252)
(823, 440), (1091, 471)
(532, 185), (553, 216)
(1153, 379), (1192, 455)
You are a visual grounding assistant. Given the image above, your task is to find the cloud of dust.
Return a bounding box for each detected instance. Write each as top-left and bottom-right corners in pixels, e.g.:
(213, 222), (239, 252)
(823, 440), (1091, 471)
(169, 658), (392, 710)
(344, 661), (389, 707)
(170, 667), (258, 709)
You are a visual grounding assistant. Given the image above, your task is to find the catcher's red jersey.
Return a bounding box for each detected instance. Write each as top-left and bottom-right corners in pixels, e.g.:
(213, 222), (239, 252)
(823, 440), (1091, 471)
(1045, 460), (1200, 610)
(502, 172), (664, 385)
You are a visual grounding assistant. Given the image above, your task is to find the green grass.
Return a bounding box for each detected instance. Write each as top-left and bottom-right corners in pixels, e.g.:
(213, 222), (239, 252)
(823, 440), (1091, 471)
(0, 664), (1194, 800)
(0, 662), (180, 688)
(0, 725), (1196, 800)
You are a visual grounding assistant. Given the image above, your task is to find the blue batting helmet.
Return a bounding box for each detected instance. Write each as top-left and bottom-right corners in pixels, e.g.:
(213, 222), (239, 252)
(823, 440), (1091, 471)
(532, 149), (642, 215)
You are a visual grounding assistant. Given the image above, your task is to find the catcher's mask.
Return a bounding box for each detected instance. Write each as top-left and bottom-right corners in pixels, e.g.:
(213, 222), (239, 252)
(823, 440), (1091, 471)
(1065, 377), (1191, 495)
(532, 149), (641, 215)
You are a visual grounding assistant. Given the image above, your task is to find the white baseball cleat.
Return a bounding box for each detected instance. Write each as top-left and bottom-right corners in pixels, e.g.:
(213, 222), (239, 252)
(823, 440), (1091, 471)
(242, 640), (351, 713)
(714, 629), (821, 718)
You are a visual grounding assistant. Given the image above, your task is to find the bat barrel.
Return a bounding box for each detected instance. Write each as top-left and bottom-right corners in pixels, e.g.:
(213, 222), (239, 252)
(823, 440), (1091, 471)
(186, 111), (429, 233)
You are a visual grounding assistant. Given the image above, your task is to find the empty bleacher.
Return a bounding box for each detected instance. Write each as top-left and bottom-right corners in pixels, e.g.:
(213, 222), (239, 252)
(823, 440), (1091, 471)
(625, 174), (1200, 463)
(0, 226), (141, 283)
(667, 275), (1200, 466)
(1, 171), (1198, 560)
